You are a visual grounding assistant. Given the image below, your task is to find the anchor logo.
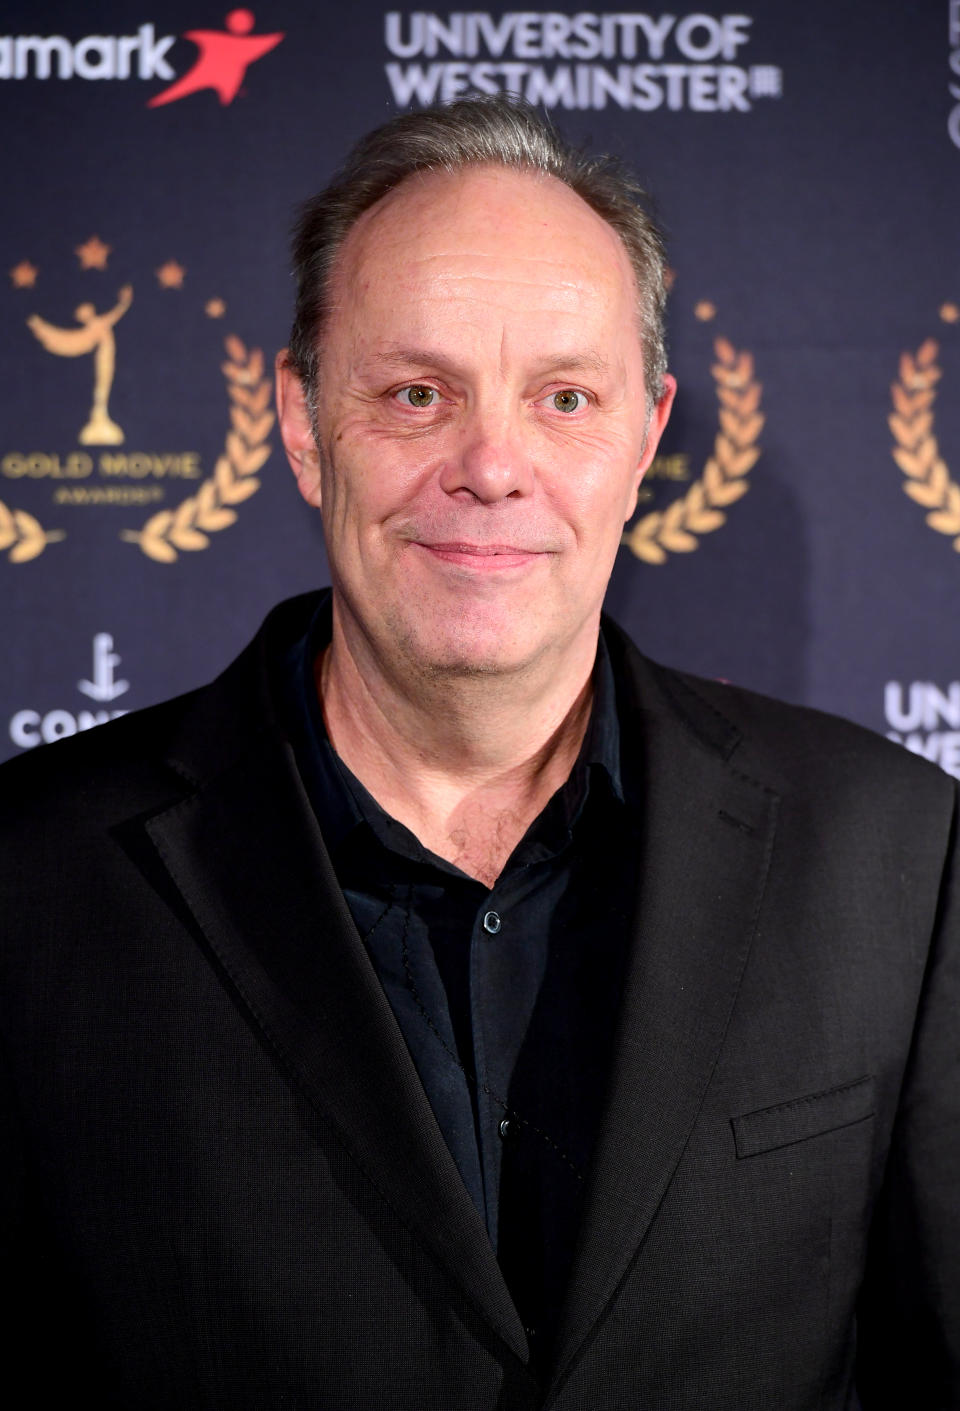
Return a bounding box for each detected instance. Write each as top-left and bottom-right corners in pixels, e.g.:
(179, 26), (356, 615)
(77, 632), (130, 703)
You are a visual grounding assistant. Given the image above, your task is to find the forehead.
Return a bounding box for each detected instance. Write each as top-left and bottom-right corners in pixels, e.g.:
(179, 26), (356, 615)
(328, 165), (639, 329)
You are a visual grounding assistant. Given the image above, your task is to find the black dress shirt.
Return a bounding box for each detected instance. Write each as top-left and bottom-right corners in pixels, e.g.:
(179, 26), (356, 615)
(279, 599), (641, 1357)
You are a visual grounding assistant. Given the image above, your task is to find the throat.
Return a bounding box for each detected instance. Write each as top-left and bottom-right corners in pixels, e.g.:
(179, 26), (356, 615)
(442, 808), (527, 888)
(316, 623), (599, 886)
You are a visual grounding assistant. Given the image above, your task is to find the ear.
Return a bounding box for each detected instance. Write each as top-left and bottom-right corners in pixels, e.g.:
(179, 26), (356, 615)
(626, 373), (677, 520)
(275, 351), (323, 508)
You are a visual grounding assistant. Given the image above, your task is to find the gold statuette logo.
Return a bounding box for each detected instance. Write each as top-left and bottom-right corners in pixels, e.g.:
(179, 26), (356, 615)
(27, 285), (132, 445)
(3, 235), (273, 566)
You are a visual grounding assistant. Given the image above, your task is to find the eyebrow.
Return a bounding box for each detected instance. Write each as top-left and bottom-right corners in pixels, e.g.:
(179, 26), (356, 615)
(533, 351), (612, 378)
(364, 346), (613, 379)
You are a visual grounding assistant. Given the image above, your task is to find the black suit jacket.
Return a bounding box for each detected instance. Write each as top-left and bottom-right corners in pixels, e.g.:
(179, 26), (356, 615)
(2, 593), (958, 1409)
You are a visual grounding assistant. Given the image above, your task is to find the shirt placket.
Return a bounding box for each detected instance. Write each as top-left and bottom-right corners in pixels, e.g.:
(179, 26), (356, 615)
(468, 882), (515, 1249)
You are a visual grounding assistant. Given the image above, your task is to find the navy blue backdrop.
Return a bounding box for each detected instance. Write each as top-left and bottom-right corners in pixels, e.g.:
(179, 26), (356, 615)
(2, 1), (958, 773)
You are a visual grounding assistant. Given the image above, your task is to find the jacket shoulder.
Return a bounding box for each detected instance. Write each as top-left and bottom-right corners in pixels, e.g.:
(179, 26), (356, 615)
(669, 664), (955, 809)
(0, 591), (323, 829)
(0, 689), (201, 828)
(602, 615), (955, 813)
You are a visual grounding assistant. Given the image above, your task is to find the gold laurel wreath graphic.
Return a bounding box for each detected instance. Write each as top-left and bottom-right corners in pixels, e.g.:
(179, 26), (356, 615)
(0, 500), (64, 564)
(890, 339), (960, 552)
(121, 335), (273, 562)
(622, 337), (762, 565)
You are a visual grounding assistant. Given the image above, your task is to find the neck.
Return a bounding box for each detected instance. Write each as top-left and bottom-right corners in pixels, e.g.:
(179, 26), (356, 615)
(317, 604), (598, 887)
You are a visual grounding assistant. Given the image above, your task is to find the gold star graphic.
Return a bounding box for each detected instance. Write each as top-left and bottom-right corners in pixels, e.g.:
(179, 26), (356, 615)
(76, 235), (111, 270)
(205, 297), (226, 318)
(10, 260), (38, 288)
(156, 260), (185, 289)
(939, 302), (959, 325)
(694, 301), (716, 322)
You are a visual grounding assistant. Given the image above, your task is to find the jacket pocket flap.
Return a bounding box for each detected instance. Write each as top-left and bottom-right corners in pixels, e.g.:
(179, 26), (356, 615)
(732, 1075), (875, 1159)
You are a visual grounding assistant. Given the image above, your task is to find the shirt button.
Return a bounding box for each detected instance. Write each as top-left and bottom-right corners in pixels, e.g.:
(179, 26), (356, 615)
(483, 910), (501, 934)
(499, 1117), (512, 1139)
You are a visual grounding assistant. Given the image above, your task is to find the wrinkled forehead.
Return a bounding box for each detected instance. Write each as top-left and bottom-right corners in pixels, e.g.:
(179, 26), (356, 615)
(327, 164), (640, 327)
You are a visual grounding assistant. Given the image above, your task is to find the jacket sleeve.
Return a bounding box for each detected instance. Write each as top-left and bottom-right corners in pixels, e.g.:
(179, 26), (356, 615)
(857, 784), (960, 1407)
(0, 1034), (40, 1371)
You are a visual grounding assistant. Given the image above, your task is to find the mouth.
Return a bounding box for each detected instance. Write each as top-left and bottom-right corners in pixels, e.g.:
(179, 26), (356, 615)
(413, 542), (549, 571)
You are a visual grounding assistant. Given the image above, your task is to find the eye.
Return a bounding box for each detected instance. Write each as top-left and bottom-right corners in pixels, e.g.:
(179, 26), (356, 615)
(548, 389), (586, 414)
(395, 384), (439, 408)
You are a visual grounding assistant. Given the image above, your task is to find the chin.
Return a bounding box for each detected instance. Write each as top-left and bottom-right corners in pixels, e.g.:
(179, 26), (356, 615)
(392, 615), (538, 681)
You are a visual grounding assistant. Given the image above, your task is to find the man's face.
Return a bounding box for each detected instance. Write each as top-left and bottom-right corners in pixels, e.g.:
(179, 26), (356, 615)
(278, 165), (674, 682)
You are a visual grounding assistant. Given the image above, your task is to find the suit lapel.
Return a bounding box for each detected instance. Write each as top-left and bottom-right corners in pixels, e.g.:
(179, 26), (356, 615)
(141, 601), (527, 1361)
(551, 645), (780, 1384)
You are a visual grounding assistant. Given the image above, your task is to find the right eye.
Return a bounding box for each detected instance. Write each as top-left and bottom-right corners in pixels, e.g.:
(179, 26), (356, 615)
(394, 385), (439, 408)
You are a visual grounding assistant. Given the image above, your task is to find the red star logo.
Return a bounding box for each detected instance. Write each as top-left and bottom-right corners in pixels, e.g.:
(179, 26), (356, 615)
(148, 8), (284, 108)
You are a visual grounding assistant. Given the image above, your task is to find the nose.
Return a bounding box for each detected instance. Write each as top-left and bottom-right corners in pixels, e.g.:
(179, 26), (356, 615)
(438, 407), (535, 502)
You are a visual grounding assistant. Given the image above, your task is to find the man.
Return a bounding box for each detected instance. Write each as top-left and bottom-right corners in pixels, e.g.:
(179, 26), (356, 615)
(1, 98), (958, 1408)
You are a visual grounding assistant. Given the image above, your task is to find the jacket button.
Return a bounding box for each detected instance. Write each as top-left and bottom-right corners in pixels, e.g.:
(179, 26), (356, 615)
(483, 910), (501, 934)
(499, 1117), (512, 1139)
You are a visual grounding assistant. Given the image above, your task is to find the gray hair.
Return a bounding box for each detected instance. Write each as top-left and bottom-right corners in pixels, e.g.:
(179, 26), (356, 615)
(288, 95), (668, 408)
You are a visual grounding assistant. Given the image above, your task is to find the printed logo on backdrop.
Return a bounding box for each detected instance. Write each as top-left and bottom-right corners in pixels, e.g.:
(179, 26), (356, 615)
(621, 302), (762, 565)
(889, 306), (959, 557)
(383, 11), (782, 111)
(0, 9), (284, 107)
(3, 238), (274, 565)
(884, 681), (960, 782)
(8, 632), (130, 751)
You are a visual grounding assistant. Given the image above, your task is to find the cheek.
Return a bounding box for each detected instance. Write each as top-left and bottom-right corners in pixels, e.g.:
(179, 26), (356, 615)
(541, 433), (643, 531)
(322, 422), (444, 527)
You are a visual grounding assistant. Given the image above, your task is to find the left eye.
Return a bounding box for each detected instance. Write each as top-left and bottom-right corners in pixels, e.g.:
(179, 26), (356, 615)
(395, 385), (438, 408)
(548, 389), (586, 413)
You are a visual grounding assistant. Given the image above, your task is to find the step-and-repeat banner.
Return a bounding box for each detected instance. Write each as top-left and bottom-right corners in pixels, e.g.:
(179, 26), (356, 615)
(1, 2), (958, 771)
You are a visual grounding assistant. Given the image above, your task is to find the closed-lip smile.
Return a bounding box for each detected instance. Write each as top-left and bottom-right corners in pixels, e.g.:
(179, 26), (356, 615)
(414, 541), (549, 570)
